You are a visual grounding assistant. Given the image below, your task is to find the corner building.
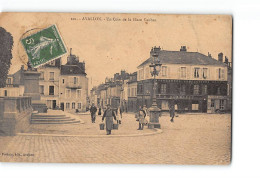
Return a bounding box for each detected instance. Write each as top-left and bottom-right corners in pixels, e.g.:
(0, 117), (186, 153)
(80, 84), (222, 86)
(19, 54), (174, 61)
(137, 46), (229, 113)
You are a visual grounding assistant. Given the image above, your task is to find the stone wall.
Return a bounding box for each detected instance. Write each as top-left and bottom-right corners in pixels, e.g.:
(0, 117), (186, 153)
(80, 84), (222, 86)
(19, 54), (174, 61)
(0, 96), (32, 136)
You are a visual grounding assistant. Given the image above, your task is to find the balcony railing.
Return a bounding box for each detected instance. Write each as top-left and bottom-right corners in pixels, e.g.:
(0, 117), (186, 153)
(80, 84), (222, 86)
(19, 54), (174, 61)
(66, 82), (82, 89)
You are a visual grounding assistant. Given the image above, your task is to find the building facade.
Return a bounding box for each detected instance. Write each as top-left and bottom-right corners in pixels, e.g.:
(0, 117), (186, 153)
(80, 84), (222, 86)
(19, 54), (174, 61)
(137, 46), (229, 113)
(127, 72), (137, 112)
(38, 49), (89, 112)
(0, 66), (25, 97)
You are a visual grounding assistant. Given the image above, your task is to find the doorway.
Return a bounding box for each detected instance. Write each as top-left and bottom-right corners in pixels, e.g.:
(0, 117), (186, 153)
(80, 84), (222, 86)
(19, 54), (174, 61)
(60, 102), (64, 111)
(52, 100), (56, 109)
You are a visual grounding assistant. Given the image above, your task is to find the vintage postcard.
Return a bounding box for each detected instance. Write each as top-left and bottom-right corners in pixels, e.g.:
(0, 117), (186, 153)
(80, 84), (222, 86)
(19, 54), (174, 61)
(0, 13), (232, 164)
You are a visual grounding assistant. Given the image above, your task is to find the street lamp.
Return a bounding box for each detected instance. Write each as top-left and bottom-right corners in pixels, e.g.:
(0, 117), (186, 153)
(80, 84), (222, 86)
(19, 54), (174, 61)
(148, 48), (162, 129)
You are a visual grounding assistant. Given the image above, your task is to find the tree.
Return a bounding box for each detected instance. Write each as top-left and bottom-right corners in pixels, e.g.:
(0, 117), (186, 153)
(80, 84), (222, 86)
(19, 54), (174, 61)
(0, 27), (13, 88)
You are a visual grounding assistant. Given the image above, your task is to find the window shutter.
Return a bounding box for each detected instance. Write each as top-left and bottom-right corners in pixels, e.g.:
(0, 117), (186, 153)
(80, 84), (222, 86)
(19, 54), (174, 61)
(216, 69), (219, 80)
(168, 66), (171, 77)
(178, 67), (181, 78)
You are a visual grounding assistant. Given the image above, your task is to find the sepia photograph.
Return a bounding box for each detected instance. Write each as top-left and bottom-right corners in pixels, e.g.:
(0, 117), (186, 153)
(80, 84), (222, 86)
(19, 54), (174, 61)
(0, 13), (232, 164)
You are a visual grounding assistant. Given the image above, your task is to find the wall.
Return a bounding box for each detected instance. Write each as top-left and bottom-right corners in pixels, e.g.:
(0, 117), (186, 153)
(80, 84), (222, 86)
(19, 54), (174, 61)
(0, 96), (32, 136)
(137, 64), (228, 82)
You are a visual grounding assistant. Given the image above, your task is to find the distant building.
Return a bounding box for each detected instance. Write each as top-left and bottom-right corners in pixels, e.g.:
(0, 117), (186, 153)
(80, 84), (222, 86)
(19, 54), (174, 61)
(0, 66), (25, 97)
(127, 72), (137, 112)
(137, 46), (229, 113)
(91, 70), (130, 109)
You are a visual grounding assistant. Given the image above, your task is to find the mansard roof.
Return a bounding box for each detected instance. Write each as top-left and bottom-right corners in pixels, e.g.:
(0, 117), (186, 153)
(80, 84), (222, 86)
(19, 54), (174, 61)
(60, 65), (86, 75)
(138, 50), (227, 68)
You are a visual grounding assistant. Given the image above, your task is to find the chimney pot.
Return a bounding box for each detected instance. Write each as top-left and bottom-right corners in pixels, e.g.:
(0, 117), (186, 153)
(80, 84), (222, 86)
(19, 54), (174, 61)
(218, 53), (223, 62)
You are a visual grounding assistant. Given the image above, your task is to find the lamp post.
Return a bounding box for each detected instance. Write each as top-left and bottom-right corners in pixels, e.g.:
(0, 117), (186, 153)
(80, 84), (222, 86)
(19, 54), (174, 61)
(148, 48), (162, 129)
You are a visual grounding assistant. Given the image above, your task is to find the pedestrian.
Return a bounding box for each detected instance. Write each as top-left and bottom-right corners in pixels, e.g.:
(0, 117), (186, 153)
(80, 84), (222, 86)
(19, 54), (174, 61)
(98, 107), (102, 115)
(143, 105), (149, 116)
(137, 106), (146, 130)
(169, 105), (175, 122)
(90, 103), (97, 123)
(119, 105), (124, 119)
(102, 104), (117, 135)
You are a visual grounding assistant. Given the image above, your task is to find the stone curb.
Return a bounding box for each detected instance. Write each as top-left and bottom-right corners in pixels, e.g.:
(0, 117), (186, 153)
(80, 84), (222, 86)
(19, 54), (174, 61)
(17, 128), (163, 138)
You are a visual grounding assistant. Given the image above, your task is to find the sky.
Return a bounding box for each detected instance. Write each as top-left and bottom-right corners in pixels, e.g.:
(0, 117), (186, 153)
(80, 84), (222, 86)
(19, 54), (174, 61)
(0, 13), (232, 90)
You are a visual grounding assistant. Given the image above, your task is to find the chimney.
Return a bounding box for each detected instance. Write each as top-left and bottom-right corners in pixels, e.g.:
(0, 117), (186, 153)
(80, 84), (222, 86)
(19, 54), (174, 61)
(180, 46), (187, 51)
(218, 53), (223, 62)
(208, 52), (212, 57)
(70, 48), (72, 55)
(150, 46), (161, 57)
(225, 56), (229, 64)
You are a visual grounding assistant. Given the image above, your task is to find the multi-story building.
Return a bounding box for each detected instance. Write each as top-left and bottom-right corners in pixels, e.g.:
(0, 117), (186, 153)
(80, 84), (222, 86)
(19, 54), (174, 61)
(127, 72), (137, 112)
(59, 50), (88, 112)
(38, 49), (88, 112)
(91, 70), (130, 109)
(137, 46), (229, 113)
(38, 59), (61, 109)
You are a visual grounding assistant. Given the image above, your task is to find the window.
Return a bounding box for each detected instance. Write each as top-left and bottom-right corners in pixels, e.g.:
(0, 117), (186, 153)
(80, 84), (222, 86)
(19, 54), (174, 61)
(220, 100), (224, 110)
(49, 72), (54, 80)
(193, 84), (200, 95)
(181, 67), (186, 78)
(202, 85), (207, 95)
(72, 102), (75, 109)
(194, 68), (200, 78)
(77, 103), (82, 109)
(66, 102), (70, 109)
(211, 99), (215, 107)
(192, 104), (199, 110)
(39, 85), (44, 94)
(160, 84), (167, 94)
(203, 68), (208, 79)
(138, 84), (143, 94)
(217, 68), (225, 80)
(180, 84), (186, 94)
(4, 90), (7, 96)
(76, 89), (81, 98)
(62, 79), (65, 84)
(73, 77), (78, 84)
(49, 86), (54, 95)
(162, 66), (167, 77)
(40, 72), (44, 80)
(66, 89), (71, 98)
(6, 77), (12, 84)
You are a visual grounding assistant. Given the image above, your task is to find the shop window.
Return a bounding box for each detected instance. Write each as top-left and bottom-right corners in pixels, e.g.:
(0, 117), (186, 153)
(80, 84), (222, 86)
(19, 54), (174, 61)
(160, 83), (167, 94)
(193, 84), (200, 95)
(220, 100), (224, 110)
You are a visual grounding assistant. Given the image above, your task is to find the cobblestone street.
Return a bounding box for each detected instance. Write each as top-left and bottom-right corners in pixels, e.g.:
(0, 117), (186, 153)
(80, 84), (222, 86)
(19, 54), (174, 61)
(0, 113), (231, 164)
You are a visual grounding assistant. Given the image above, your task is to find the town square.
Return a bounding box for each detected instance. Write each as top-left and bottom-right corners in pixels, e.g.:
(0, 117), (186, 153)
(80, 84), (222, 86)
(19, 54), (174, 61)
(0, 13), (232, 164)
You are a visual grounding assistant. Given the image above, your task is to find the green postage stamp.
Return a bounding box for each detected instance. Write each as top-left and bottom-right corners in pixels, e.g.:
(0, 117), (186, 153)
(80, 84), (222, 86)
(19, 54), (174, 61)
(21, 25), (67, 68)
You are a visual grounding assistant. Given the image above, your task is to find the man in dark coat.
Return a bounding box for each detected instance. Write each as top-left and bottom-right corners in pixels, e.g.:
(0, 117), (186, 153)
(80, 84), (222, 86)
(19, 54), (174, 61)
(169, 105), (175, 122)
(119, 105), (124, 118)
(102, 104), (117, 135)
(90, 103), (97, 123)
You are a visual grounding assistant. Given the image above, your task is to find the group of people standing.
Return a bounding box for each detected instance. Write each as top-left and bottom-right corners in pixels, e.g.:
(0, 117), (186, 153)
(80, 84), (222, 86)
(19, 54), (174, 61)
(89, 103), (176, 135)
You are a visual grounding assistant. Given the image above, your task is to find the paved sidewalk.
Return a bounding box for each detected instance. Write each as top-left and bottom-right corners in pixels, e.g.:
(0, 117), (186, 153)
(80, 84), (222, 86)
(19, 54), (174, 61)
(0, 113), (231, 164)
